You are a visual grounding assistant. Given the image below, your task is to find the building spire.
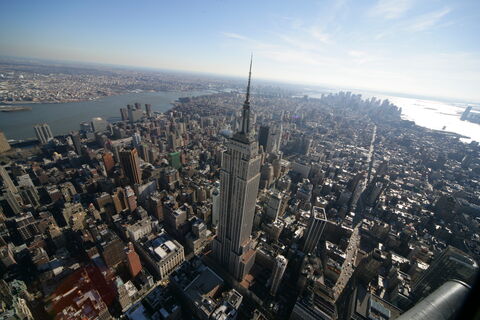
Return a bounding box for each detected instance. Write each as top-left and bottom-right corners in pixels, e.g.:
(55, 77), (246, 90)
(245, 53), (253, 104)
(241, 54), (253, 136)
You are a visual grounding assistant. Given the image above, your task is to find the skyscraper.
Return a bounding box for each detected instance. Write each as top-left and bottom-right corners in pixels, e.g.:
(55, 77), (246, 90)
(258, 124), (282, 154)
(0, 131), (11, 154)
(126, 242), (142, 278)
(212, 57), (262, 281)
(270, 254), (288, 296)
(258, 125), (270, 152)
(302, 206), (327, 254)
(33, 123), (53, 144)
(102, 152), (115, 176)
(145, 104), (152, 117)
(461, 106), (472, 121)
(70, 131), (82, 155)
(0, 166), (18, 194)
(129, 108), (144, 123)
(119, 148), (142, 185)
(412, 246), (478, 301)
(120, 107), (129, 121)
(91, 117), (108, 132)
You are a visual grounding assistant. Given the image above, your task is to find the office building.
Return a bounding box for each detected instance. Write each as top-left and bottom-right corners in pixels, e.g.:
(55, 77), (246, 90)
(145, 104), (152, 117)
(33, 123), (53, 144)
(102, 152), (115, 176)
(460, 106), (472, 121)
(412, 246), (478, 301)
(303, 206), (328, 254)
(120, 148), (142, 185)
(0, 166), (18, 194)
(258, 124), (282, 154)
(137, 234), (185, 279)
(265, 191), (283, 221)
(70, 131), (82, 155)
(0, 131), (11, 153)
(398, 280), (470, 320)
(213, 58), (261, 280)
(91, 117), (108, 132)
(3, 189), (22, 215)
(129, 108), (144, 123)
(126, 242), (142, 278)
(120, 107), (129, 121)
(258, 125), (270, 152)
(270, 254), (288, 296)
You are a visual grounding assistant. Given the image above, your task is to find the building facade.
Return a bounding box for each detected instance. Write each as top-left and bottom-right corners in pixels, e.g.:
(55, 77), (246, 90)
(212, 58), (261, 281)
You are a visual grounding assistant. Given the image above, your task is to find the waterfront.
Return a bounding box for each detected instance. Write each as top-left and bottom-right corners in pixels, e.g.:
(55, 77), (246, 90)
(0, 90), (212, 141)
(308, 91), (480, 143)
(387, 96), (480, 143)
(1, 88), (479, 144)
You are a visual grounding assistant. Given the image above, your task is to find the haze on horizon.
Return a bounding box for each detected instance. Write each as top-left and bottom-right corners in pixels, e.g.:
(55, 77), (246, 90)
(1, 0), (479, 102)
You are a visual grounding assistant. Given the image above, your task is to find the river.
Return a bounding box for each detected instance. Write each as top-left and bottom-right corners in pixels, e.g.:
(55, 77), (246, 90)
(0, 90), (213, 141)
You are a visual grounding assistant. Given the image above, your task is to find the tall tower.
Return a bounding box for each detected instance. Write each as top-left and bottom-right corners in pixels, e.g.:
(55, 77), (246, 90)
(412, 246), (478, 301)
(0, 131), (11, 154)
(119, 148), (142, 185)
(213, 56), (262, 281)
(70, 131), (82, 155)
(33, 123), (53, 144)
(270, 254), (288, 296)
(302, 206), (327, 254)
(0, 166), (18, 194)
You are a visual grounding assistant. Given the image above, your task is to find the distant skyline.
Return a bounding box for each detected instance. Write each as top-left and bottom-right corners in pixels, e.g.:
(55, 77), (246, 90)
(1, 0), (479, 102)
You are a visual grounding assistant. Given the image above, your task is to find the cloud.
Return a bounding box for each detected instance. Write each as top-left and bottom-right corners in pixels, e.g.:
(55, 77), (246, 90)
(369, 0), (413, 19)
(308, 26), (331, 43)
(407, 7), (451, 32)
(222, 32), (249, 41)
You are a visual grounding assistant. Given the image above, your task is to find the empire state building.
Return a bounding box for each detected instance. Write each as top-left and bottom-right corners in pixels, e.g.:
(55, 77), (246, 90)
(212, 57), (261, 281)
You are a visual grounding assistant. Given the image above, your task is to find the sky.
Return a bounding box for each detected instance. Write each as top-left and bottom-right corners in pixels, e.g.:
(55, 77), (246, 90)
(0, 0), (479, 102)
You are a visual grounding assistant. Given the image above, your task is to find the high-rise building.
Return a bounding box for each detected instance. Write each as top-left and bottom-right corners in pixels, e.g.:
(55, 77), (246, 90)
(0, 131), (11, 153)
(119, 148), (142, 185)
(125, 186), (137, 212)
(212, 57), (262, 281)
(270, 254), (288, 296)
(258, 124), (282, 154)
(145, 104), (152, 117)
(91, 117), (108, 132)
(126, 242), (142, 278)
(70, 131), (82, 155)
(169, 152), (182, 169)
(129, 108), (144, 123)
(102, 152), (115, 176)
(132, 132), (142, 147)
(120, 107), (129, 121)
(302, 206), (328, 254)
(412, 246), (478, 301)
(258, 125), (270, 152)
(146, 192), (164, 222)
(33, 123), (53, 144)
(298, 135), (312, 155)
(461, 106), (472, 121)
(3, 190), (22, 215)
(111, 187), (127, 214)
(79, 121), (92, 132)
(398, 280), (470, 320)
(0, 166), (18, 194)
(265, 191), (283, 221)
(266, 124), (282, 154)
